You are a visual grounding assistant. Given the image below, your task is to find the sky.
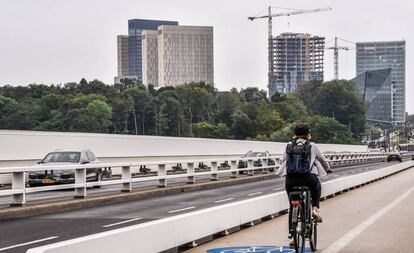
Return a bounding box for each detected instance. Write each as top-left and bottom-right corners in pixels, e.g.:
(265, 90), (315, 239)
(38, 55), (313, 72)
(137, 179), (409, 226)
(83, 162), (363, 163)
(0, 0), (412, 113)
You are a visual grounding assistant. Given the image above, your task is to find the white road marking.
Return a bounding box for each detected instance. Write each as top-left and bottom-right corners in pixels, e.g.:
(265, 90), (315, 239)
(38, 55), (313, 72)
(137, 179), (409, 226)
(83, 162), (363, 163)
(168, 206), (196, 214)
(322, 184), (414, 253)
(214, 198), (235, 203)
(248, 191), (263, 196)
(0, 236), (59, 252)
(273, 187), (284, 191)
(102, 217), (143, 228)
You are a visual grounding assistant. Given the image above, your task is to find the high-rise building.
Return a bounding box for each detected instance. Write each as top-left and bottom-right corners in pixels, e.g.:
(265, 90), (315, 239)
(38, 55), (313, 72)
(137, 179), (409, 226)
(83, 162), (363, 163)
(354, 68), (393, 124)
(142, 30), (159, 87)
(117, 35), (129, 77)
(128, 19), (179, 80)
(356, 41), (406, 123)
(157, 25), (214, 87)
(270, 33), (325, 97)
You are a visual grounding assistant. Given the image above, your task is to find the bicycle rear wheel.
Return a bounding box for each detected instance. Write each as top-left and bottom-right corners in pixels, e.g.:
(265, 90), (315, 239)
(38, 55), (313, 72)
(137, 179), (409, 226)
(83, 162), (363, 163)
(309, 221), (317, 251)
(292, 205), (305, 253)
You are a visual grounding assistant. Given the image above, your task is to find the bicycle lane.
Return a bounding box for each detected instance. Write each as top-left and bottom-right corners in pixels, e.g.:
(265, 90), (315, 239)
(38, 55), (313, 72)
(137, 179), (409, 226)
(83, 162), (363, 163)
(185, 165), (414, 253)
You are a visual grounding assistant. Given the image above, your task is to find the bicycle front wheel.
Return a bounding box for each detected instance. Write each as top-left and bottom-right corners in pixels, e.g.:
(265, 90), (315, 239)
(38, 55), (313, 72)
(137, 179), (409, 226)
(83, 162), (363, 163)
(292, 205), (305, 253)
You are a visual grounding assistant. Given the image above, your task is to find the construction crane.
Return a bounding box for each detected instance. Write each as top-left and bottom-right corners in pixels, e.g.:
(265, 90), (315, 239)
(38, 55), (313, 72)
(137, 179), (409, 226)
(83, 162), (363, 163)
(248, 7), (332, 92)
(327, 37), (349, 80)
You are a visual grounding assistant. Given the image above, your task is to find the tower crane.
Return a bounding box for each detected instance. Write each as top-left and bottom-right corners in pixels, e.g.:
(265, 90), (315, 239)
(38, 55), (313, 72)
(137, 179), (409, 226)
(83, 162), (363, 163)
(327, 37), (349, 80)
(248, 7), (332, 92)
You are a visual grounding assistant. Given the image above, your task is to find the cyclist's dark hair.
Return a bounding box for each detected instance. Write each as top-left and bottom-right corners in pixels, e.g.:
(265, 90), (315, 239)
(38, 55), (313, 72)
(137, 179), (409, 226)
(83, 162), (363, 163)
(293, 123), (311, 139)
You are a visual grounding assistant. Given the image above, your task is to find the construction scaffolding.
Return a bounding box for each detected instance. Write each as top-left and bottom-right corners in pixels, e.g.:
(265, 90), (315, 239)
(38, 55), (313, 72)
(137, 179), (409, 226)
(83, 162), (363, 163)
(270, 33), (325, 96)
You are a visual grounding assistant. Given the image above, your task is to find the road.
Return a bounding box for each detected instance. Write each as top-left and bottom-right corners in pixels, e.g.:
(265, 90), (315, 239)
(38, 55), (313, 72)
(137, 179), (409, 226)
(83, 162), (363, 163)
(0, 161), (405, 253)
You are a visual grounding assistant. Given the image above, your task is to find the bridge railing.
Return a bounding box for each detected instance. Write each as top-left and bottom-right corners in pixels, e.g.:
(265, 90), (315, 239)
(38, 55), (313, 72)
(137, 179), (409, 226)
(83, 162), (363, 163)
(0, 152), (387, 206)
(26, 160), (414, 253)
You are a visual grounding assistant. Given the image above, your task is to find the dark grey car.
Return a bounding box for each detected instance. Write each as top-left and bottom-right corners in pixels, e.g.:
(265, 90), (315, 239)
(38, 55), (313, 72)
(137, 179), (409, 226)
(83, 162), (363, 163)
(28, 149), (109, 187)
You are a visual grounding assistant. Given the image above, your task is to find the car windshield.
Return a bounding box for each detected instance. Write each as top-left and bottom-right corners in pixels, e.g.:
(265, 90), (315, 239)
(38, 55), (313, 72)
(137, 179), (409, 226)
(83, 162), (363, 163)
(245, 152), (266, 157)
(42, 152), (81, 163)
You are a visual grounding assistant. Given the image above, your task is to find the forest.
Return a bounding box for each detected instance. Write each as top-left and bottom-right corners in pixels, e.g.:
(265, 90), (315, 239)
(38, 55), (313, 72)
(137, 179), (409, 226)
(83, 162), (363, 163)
(0, 79), (366, 144)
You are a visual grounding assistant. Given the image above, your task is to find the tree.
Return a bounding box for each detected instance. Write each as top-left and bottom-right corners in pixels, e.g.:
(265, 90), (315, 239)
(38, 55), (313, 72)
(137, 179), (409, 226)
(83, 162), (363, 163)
(216, 91), (241, 127)
(231, 110), (253, 139)
(158, 97), (187, 137)
(295, 80), (323, 113)
(192, 122), (230, 139)
(272, 94), (309, 123)
(255, 106), (284, 136)
(312, 80), (366, 136)
(240, 87), (268, 104)
(0, 95), (18, 129)
(309, 116), (358, 144)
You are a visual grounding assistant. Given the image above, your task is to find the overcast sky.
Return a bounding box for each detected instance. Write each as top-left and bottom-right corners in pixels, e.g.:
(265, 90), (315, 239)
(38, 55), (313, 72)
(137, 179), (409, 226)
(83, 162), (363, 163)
(0, 0), (412, 113)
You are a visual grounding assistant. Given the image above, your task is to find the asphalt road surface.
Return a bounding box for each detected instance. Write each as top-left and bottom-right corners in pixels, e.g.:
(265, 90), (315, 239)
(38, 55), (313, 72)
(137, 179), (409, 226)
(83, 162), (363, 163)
(0, 160), (406, 253)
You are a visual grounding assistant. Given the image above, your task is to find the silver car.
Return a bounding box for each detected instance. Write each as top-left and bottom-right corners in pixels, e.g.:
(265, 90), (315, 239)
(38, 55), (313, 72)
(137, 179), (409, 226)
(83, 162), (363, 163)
(28, 149), (108, 187)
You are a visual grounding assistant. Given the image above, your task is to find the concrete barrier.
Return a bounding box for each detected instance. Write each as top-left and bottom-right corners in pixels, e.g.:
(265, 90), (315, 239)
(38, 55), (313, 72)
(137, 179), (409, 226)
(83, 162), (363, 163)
(26, 161), (414, 253)
(0, 130), (368, 185)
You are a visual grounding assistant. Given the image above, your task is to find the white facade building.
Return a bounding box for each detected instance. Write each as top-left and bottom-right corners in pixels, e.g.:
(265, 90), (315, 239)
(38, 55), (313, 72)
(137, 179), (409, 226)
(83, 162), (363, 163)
(142, 30), (159, 87)
(157, 25), (214, 87)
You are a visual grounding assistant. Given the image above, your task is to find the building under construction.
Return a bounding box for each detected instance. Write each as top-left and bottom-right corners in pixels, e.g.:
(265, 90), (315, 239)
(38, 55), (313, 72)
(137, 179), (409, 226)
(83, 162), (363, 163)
(269, 33), (325, 97)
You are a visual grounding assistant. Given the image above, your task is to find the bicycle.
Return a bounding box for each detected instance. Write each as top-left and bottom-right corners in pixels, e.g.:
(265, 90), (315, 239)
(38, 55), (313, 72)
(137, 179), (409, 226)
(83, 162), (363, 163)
(288, 186), (317, 253)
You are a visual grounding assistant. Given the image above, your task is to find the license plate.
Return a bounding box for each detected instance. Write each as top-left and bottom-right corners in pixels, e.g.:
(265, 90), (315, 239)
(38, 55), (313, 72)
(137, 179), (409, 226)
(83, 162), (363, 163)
(42, 178), (55, 184)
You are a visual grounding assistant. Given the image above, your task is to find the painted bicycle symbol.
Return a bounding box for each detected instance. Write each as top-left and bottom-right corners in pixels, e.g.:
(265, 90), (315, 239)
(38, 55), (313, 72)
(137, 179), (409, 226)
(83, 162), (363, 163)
(207, 246), (311, 253)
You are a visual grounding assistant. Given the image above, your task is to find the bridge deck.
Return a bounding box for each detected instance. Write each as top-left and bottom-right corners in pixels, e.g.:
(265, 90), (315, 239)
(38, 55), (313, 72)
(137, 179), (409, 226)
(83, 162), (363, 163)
(186, 165), (414, 253)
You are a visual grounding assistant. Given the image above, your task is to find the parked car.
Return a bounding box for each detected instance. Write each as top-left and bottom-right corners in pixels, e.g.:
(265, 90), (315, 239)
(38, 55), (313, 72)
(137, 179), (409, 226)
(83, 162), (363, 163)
(28, 149), (109, 187)
(238, 151), (275, 173)
(387, 152), (402, 162)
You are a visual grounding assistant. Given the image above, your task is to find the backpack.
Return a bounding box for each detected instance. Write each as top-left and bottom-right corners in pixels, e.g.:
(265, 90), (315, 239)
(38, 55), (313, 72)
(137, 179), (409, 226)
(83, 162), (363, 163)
(286, 140), (312, 176)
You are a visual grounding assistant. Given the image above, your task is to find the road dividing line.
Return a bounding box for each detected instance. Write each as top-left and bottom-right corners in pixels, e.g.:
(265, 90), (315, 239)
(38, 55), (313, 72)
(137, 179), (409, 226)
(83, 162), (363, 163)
(168, 206), (196, 214)
(214, 198), (235, 203)
(273, 187), (284, 191)
(102, 217), (143, 228)
(0, 236), (58, 252)
(248, 191), (263, 196)
(322, 184), (414, 253)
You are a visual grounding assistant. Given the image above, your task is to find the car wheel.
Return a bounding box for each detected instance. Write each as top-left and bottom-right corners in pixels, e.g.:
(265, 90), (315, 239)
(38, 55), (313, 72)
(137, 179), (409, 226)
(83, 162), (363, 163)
(93, 172), (102, 188)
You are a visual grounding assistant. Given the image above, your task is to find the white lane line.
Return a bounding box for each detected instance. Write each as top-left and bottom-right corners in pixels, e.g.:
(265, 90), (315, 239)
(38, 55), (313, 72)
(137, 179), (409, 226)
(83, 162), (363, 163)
(248, 191), (263, 196)
(214, 198), (235, 203)
(0, 236), (59, 252)
(322, 184), (414, 253)
(273, 187), (284, 191)
(102, 217), (143, 228)
(168, 206), (196, 214)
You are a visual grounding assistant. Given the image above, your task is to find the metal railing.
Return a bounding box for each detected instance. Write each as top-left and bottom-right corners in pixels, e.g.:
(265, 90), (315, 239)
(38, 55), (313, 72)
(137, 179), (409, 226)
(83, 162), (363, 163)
(0, 152), (387, 206)
(26, 161), (413, 253)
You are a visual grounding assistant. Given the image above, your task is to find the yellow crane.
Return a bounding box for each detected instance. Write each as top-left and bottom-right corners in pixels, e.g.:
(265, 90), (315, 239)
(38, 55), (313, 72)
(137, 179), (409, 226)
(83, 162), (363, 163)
(248, 7), (332, 90)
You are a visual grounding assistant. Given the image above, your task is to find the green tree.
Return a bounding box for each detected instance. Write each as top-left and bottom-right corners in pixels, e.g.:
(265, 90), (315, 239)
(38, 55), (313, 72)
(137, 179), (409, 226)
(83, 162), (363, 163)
(231, 110), (253, 139)
(158, 97), (187, 137)
(312, 80), (366, 136)
(272, 94), (309, 123)
(255, 106), (284, 136)
(309, 116), (358, 144)
(192, 122), (230, 139)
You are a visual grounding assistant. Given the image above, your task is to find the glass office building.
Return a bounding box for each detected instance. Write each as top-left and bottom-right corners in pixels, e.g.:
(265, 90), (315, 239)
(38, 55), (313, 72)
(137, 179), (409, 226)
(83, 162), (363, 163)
(356, 41), (406, 123)
(128, 19), (178, 80)
(354, 68), (392, 124)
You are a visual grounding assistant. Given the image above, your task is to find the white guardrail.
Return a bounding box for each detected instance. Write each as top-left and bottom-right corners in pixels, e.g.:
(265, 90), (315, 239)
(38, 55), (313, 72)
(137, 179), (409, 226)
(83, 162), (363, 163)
(26, 160), (414, 253)
(0, 153), (387, 206)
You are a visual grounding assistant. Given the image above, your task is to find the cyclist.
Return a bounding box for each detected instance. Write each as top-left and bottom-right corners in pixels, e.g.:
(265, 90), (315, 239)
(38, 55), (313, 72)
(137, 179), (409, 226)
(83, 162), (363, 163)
(277, 123), (332, 242)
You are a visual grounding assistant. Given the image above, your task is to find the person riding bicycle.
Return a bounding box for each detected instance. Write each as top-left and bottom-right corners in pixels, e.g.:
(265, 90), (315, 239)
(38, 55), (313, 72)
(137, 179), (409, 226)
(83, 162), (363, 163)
(277, 123), (332, 240)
